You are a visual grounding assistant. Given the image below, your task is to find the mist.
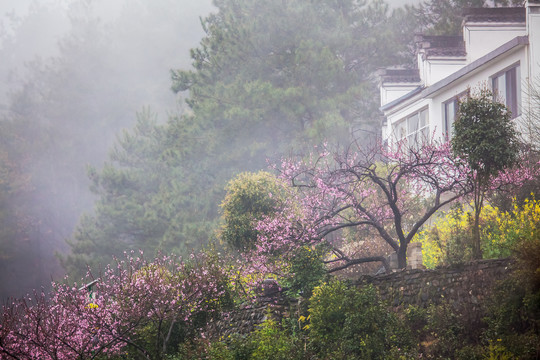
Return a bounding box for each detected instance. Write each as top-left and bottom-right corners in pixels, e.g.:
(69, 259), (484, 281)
(0, 0), (423, 301)
(0, 0), (214, 300)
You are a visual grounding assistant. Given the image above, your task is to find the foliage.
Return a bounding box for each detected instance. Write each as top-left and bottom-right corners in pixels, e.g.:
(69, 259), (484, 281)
(60, 0), (419, 280)
(175, 338), (251, 360)
(62, 110), (212, 279)
(421, 303), (469, 358)
(483, 231), (540, 359)
(417, 204), (472, 268)
(250, 318), (302, 360)
(484, 197), (540, 259)
(220, 171), (288, 251)
(172, 0), (412, 148)
(484, 340), (516, 360)
(282, 245), (327, 298)
(414, 207), (540, 358)
(417, 197), (540, 268)
(452, 88), (521, 259)
(0, 251), (233, 360)
(177, 318), (302, 360)
(245, 139), (472, 282)
(453, 89), (520, 179)
(307, 281), (411, 359)
(416, 0), (523, 35)
(0, 0), (212, 299)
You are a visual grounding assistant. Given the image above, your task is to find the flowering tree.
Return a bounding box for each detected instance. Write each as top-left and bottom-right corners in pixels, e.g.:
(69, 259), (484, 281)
(0, 251), (232, 360)
(0, 287), (122, 360)
(248, 137), (539, 278)
(249, 140), (474, 272)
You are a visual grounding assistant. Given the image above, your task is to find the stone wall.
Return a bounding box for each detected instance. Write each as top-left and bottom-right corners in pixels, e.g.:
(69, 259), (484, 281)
(206, 258), (514, 339)
(205, 295), (300, 340)
(354, 258), (514, 312)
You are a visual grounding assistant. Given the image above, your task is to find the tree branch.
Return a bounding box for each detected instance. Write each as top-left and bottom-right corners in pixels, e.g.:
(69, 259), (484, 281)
(327, 256), (390, 274)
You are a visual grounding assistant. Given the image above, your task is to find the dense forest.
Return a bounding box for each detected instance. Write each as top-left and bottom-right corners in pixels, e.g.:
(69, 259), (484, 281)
(0, 0), (213, 298)
(0, 0), (525, 297)
(1, 0), (538, 359)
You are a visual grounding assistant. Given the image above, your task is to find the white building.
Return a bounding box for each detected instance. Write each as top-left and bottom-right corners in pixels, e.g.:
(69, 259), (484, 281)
(380, 2), (540, 147)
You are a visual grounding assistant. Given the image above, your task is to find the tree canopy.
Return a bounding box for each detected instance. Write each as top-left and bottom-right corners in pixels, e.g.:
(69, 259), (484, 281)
(220, 171), (288, 251)
(452, 88), (521, 259)
(65, 0), (417, 274)
(417, 0), (524, 35)
(0, 0), (212, 296)
(171, 0), (411, 149)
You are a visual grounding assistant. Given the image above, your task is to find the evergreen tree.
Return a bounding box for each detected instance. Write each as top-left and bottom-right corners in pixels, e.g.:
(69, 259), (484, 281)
(65, 0), (417, 274)
(417, 0), (524, 35)
(452, 88), (521, 259)
(0, 0), (213, 296)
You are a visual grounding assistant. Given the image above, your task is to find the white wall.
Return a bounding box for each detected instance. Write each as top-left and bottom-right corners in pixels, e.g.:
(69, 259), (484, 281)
(421, 59), (467, 86)
(380, 84), (420, 106)
(527, 4), (540, 83)
(464, 24), (527, 62)
(384, 47), (528, 144)
(432, 47), (527, 140)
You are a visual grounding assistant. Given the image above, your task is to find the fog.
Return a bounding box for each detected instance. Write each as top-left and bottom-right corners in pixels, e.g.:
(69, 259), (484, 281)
(0, 0), (214, 300)
(0, 0), (423, 300)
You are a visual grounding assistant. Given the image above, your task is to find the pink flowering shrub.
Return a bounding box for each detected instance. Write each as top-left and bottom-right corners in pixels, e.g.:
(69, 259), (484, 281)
(0, 251), (233, 360)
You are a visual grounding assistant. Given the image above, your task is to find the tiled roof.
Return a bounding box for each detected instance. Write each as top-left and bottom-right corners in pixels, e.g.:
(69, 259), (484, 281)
(463, 7), (526, 23)
(380, 68), (420, 84)
(381, 35), (528, 113)
(415, 35), (466, 58)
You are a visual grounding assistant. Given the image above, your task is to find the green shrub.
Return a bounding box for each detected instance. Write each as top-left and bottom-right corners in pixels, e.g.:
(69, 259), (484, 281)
(282, 245), (327, 298)
(175, 334), (256, 360)
(206, 342), (234, 360)
(250, 318), (302, 360)
(417, 198), (540, 268)
(483, 340), (516, 360)
(483, 231), (540, 359)
(419, 303), (466, 358)
(308, 281), (413, 359)
(220, 171), (288, 251)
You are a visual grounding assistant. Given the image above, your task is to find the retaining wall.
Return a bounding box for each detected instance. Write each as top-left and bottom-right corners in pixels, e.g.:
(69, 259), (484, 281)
(206, 258), (514, 339)
(354, 258), (513, 311)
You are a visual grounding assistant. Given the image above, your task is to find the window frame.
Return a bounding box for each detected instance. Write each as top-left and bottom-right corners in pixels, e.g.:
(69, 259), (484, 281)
(392, 107), (429, 147)
(442, 90), (469, 138)
(491, 62), (521, 119)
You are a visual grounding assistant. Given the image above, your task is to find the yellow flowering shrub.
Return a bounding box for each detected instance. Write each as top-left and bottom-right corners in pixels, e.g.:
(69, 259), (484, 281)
(485, 198), (540, 257)
(415, 197), (540, 268)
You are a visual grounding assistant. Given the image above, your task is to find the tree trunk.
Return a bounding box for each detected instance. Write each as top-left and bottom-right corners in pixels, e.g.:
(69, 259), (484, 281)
(472, 183), (484, 260)
(472, 204), (482, 259)
(397, 245), (407, 269)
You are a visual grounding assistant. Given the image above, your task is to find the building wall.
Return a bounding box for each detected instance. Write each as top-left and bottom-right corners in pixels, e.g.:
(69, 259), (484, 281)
(431, 47), (528, 139)
(380, 83), (419, 106)
(464, 24), (527, 62)
(383, 44), (529, 144)
(381, 3), (540, 146)
(527, 4), (540, 87)
(383, 97), (431, 144)
(419, 58), (466, 87)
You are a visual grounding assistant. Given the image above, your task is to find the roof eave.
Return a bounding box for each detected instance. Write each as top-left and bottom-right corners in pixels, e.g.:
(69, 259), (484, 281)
(380, 35), (529, 114)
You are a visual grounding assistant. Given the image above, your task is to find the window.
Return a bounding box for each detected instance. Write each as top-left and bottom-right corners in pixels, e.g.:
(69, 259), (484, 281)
(492, 63), (521, 119)
(393, 108), (429, 147)
(443, 91), (468, 137)
(443, 98), (458, 137)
